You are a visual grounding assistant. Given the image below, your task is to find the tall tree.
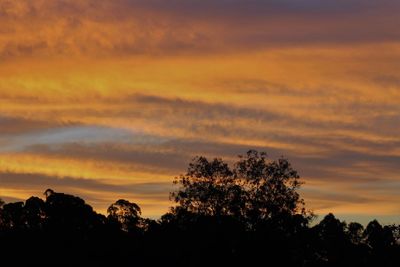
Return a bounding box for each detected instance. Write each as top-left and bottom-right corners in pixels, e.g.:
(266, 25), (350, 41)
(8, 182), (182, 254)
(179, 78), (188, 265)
(44, 189), (104, 232)
(170, 150), (309, 229)
(107, 199), (142, 233)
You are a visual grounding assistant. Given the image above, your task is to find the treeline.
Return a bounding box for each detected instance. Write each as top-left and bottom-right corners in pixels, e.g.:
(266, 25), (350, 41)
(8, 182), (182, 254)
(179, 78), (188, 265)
(0, 151), (398, 266)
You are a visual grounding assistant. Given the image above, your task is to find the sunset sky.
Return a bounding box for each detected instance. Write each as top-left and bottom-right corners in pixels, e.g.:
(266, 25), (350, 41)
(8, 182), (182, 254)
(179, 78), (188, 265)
(1, 0), (399, 224)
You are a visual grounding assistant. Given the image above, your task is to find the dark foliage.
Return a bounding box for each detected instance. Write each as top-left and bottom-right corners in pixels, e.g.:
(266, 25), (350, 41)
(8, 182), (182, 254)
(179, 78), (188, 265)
(0, 150), (398, 266)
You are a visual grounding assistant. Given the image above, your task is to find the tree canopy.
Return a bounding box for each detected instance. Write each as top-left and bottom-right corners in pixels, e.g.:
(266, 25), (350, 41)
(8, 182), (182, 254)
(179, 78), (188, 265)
(170, 150), (310, 229)
(0, 150), (398, 266)
(107, 199), (142, 233)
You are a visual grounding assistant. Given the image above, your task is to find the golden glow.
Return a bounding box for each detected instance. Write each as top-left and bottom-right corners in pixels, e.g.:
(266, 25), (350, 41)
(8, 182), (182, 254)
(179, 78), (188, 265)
(0, 0), (399, 220)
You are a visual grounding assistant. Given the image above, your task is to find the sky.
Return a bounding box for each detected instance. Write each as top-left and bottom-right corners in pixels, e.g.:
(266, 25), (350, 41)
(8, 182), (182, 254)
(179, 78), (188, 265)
(0, 0), (400, 224)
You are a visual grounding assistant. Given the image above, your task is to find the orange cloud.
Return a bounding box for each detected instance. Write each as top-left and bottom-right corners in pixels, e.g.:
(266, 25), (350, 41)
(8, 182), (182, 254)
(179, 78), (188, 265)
(0, 0), (399, 220)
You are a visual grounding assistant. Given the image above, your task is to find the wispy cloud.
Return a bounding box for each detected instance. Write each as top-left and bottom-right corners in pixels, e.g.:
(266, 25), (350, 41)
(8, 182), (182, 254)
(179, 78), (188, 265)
(0, 0), (399, 220)
(1, 0), (400, 60)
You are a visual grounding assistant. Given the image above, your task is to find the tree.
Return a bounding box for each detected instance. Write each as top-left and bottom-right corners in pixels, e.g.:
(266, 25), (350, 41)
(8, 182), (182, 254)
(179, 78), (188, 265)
(170, 150), (309, 229)
(107, 199), (142, 233)
(315, 214), (347, 244)
(171, 156), (244, 218)
(364, 220), (396, 250)
(235, 150), (308, 227)
(0, 197), (45, 231)
(311, 213), (351, 265)
(347, 222), (364, 244)
(44, 189), (104, 232)
(0, 202), (25, 230)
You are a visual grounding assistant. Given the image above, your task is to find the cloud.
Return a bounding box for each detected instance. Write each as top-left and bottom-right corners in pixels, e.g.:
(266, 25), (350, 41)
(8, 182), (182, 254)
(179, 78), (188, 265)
(11, 131), (400, 184)
(2, 93), (400, 180)
(0, 115), (73, 135)
(0, 171), (171, 196)
(372, 74), (400, 88)
(0, 1), (399, 219)
(1, 0), (400, 59)
(24, 142), (189, 173)
(0, 119), (136, 152)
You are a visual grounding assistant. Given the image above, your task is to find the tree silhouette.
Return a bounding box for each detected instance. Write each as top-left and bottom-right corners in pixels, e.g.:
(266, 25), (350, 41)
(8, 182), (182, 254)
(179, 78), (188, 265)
(44, 189), (105, 232)
(347, 222), (364, 244)
(0, 202), (25, 230)
(312, 213), (350, 265)
(171, 150), (310, 229)
(165, 150), (314, 266)
(364, 220), (397, 253)
(171, 155), (243, 217)
(0, 151), (398, 266)
(107, 199), (142, 233)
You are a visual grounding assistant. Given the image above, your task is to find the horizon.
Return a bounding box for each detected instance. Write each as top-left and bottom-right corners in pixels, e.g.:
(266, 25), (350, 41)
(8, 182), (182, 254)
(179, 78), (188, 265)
(2, 186), (399, 227)
(0, 0), (399, 225)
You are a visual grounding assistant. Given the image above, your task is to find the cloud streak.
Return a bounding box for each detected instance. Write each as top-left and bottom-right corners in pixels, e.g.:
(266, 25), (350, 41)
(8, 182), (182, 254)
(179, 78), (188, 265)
(1, 0), (400, 60)
(0, 0), (399, 221)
